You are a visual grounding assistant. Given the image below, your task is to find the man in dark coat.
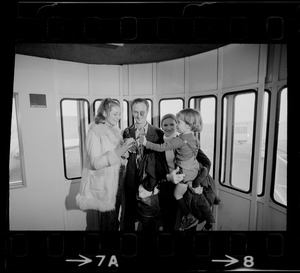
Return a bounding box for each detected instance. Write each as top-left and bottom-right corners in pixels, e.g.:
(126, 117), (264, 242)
(122, 98), (168, 231)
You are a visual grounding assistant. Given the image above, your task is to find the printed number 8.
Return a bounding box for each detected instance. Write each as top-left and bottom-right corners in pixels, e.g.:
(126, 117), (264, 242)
(243, 256), (254, 267)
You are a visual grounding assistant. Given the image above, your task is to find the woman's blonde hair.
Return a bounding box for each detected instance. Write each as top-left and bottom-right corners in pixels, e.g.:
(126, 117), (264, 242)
(95, 98), (120, 124)
(176, 108), (203, 132)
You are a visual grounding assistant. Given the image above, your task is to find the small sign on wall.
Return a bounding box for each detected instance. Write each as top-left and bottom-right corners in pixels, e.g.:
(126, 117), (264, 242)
(29, 94), (47, 108)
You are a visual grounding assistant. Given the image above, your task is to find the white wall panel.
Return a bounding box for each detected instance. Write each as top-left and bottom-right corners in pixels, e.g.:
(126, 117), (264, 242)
(256, 202), (264, 230)
(64, 181), (86, 230)
(188, 49), (218, 92)
(55, 60), (89, 95)
(269, 207), (286, 230)
(122, 65), (129, 96)
(217, 190), (250, 230)
(223, 44), (260, 88)
(157, 58), (185, 95)
(89, 65), (121, 96)
(129, 63), (153, 95)
(11, 55), (65, 230)
(13, 55), (54, 94)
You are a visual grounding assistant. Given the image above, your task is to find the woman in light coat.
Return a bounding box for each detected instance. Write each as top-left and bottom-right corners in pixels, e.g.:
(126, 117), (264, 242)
(76, 98), (135, 230)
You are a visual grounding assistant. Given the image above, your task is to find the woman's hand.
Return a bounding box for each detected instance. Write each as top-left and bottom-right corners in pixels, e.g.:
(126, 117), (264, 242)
(166, 167), (185, 184)
(115, 138), (135, 157)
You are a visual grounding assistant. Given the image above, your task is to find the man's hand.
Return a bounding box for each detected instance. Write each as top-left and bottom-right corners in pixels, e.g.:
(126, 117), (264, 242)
(166, 167), (185, 184)
(193, 185), (203, 194)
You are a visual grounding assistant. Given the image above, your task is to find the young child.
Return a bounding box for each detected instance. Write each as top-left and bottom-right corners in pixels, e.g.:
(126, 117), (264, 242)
(140, 108), (205, 230)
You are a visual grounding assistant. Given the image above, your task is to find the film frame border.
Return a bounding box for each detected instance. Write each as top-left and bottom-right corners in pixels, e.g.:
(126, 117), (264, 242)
(4, 1), (300, 272)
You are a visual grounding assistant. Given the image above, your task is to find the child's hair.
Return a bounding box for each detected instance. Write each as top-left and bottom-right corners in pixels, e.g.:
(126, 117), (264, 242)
(176, 108), (203, 132)
(95, 98), (120, 124)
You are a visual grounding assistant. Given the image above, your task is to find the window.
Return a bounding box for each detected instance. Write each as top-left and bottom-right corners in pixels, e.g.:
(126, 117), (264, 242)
(159, 98), (184, 126)
(93, 99), (129, 129)
(123, 100), (129, 128)
(146, 99), (152, 125)
(220, 91), (256, 192)
(9, 93), (26, 188)
(189, 96), (216, 173)
(257, 91), (270, 196)
(93, 99), (102, 118)
(273, 87), (287, 206)
(60, 99), (89, 179)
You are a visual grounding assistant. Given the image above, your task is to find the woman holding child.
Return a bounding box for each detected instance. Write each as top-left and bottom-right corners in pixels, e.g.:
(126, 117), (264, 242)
(153, 112), (220, 231)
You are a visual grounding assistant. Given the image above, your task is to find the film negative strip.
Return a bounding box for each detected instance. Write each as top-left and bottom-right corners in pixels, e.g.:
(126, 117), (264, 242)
(4, 1), (300, 272)
(5, 231), (300, 271)
(14, 2), (299, 43)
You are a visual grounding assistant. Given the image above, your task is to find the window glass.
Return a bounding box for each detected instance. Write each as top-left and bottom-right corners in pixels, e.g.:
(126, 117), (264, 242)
(123, 100), (129, 128)
(146, 99), (152, 125)
(61, 99), (89, 179)
(257, 92), (270, 195)
(220, 97), (227, 182)
(273, 88), (287, 206)
(190, 97), (216, 173)
(159, 98), (184, 125)
(231, 93), (255, 191)
(10, 94), (25, 187)
(94, 99), (102, 118)
(220, 91), (256, 192)
(93, 99), (128, 128)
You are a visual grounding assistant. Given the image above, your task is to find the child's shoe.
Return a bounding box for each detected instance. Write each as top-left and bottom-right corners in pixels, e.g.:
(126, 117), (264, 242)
(213, 197), (221, 205)
(202, 222), (213, 231)
(181, 214), (199, 230)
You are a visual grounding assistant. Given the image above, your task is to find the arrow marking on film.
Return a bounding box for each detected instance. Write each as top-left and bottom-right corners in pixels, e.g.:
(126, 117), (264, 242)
(212, 254), (239, 267)
(66, 254), (92, 267)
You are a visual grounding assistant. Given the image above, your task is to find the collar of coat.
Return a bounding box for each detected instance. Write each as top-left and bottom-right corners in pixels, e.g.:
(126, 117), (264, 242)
(126, 123), (158, 142)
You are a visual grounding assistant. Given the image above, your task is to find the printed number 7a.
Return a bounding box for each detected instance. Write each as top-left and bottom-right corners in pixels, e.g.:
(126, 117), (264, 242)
(96, 255), (119, 267)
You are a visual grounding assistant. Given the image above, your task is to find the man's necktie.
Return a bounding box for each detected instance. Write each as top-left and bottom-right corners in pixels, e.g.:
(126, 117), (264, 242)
(136, 127), (145, 169)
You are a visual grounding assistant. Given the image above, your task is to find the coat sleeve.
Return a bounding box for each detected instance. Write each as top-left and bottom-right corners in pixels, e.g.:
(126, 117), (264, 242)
(192, 149), (212, 188)
(146, 137), (183, 152)
(196, 149), (211, 173)
(86, 130), (120, 170)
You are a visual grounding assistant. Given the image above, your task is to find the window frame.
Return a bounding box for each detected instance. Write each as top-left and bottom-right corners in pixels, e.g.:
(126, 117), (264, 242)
(10, 93), (27, 189)
(93, 99), (129, 129)
(257, 89), (271, 197)
(270, 86), (287, 207)
(219, 90), (257, 194)
(122, 99), (129, 128)
(188, 95), (217, 176)
(60, 98), (90, 180)
(158, 97), (184, 128)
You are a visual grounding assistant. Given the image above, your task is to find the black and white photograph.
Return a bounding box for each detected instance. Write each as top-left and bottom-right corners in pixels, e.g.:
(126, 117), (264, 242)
(6, 1), (300, 272)
(9, 43), (287, 231)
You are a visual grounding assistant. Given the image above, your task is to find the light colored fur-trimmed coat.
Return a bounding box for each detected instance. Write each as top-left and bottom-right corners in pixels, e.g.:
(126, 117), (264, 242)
(76, 122), (125, 212)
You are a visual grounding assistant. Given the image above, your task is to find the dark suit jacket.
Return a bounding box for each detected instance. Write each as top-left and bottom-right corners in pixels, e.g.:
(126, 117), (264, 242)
(123, 123), (168, 191)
